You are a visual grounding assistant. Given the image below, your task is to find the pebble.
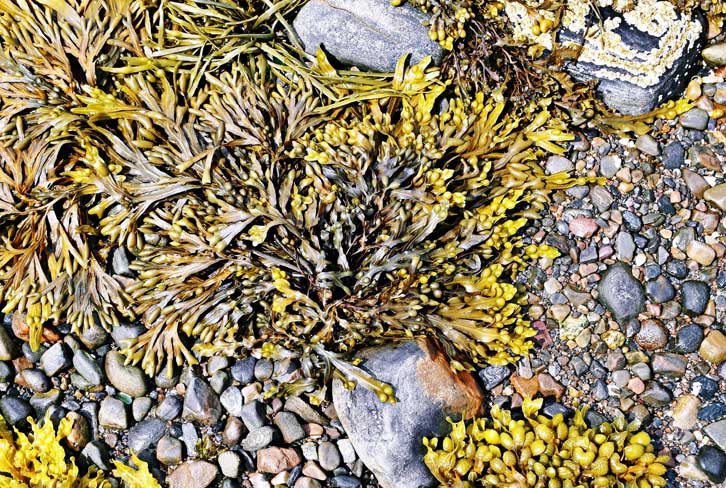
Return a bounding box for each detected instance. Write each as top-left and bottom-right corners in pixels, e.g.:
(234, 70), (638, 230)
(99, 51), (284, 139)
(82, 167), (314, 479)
(635, 134), (659, 156)
(157, 435), (185, 465)
(568, 217), (599, 238)
(675, 324), (705, 353)
(635, 319), (669, 351)
(641, 381), (673, 406)
(331, 475), (362, 488)
(683, 168), (710, 198)
(597, 264), (645, 321)
(692, 375), (718, 400)
(39, 342), (72, 376)
(231, 357), (257, 384)
(218, 450), (242, 478)
(697, 445), (726, 483)
(680, 108), (710, 130)
(168, 460), (218, 488)
(242, 426), (279, 451)
(600, 155), (622, 178)
(672, 394), (701, 430)
(254, 359), (274, 381)
(105, 351), (148, 398)
(700, 331), (726, 364)
(157, 395), (183, 421)
(99, 396), (128, 429)
(257, 447), (302, 474)
(699, 403), (726, 423)
(663, 141), (685, 168)
(285, 397), (329, 426)
(22, 368), (51, 393)
(687, 240), (716, 266)
(128, 417), (167, 452)
(240, 400), (266, 430)
(545, 155), (574, 174)
(275, 411), (306, 443)
(615, 231), (635, 261)
(681, 280), (710, 316)
(0, 396), (33, 426)
(182, 377), (222, 425)
(645, 276), (675, 304)
(220, 386), (244, 417)
(132, 396), (153, 422)
(318, 441), (341, 471)
(704, 183), (726, 211)
(0, 326), (19, 361)
(651, 352), (687, 378)
(73, 350), (104, 386)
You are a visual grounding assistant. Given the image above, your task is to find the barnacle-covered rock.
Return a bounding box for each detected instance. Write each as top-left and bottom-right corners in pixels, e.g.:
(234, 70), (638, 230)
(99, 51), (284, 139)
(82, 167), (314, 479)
(293, 0), (444, 71)
(506, 0), (707, 114)
(332, 338), (483, 488)
(423, 398), (671, 488)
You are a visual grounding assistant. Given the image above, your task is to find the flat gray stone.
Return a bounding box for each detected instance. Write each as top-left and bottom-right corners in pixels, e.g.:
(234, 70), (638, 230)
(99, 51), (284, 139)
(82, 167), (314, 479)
(183, 377), (222, 425)
(293, 0), (443, 72)
(598, 264), (645, 321)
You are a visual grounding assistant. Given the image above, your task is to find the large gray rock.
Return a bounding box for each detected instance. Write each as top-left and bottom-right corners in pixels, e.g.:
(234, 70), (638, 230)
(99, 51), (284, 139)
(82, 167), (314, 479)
(293, 0), (443, 72)
(505, 0), (706, 114)
(332, 339), (483, 488)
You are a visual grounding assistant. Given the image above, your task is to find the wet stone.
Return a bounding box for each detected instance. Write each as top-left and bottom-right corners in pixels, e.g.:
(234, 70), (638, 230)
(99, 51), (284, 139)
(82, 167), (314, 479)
(699, 404), (726, 423)
(697, 445), (726, 483)
(128, 417), (167, 453)
(597, 264), (645, 321)
(635, 320), (669, 351)
(651, 353), (687, 378)
(242, 426), (279, 451)
(675, 324), (704, 354)
(231, 357), (256, 385)
(663, 141), (685, 169)
(133, 397), (153, 422)
(157, 435), (185, 466)
(157, 395), (183, 421)
(73, 350), (104, 386)
(641, 381), (673, 406)
(182, 377), (222, 425)
(478, 365), (510, 390)
(692, 375), (718, 400)
(274, 411), (306, 443)
(167, 460), (218, 488)
(681, 280), (710, 316)
(240, 400), (266, 430)
(220, 386), (244, 417)
(99, 396), (128, 429)
(645, 276), (675, 304)
(22, 368), (51, 393)
(680, 108), (710, 130)
(105, 351), (148, 398)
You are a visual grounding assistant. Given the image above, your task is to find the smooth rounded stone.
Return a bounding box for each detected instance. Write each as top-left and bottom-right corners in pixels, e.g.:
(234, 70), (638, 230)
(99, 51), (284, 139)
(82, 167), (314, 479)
(0, 326), (19, 361)
(702, 404), (726, 422)
(73, 350), (104, 386)
(81, 440), (112, 471)
(687, 240), (716, 266)
(590, 186), (614, 212)
(99, 396), (128, 429)
(210, 371), (229, 394)
(239, 400), (266, 430)
(666, 260), (688, 279)
(110, 323), (145, 348)
(284, 396), (329, 426)
(220, 386), (244, 417)
(168, 460), (219, 488)
(697, 445), (726, 483)
(599, 154), (622, 178)
(675, 324), (704, 353)
(680, 455), (711, 481)
(64, 411), (90, 451)
(157, 395), (183, 421)
(231, 357), (256, 385)
(293, 0), (443, 72)
(652, 352), (687, 378)
(700, 331), (726, 364)
(663, 141), (685, 169)
(545, 155), (574, 174)
(133, 396), (153, 422)
(0, 361), (12, 382)
(242, 426), (279, 451)
(631, 362), (651, 381)
(628, 404), (652, 426)
(29, 389), (61, 415)
(704, 184), (726, 212)
(218, 450), (242, 478)
(477, 364), (510, 390)
(254, 360), (273, 381)
(222, 417), (244, 446)
(680, 107), (710, 130)
(317, 441), (341, 471)
(706, 417), (726, 449)
(703, 42), (726, 65)
(331, 475), (362, 488)
(635, 134), (659, 156)
(156, 435), (184, 466)
(635, 319), (669, 351)
(598, 264), (645, 321)
(78, 322), (109, 350)
(207, 356), (228, 375)
(641, 381), (673, 406)
(105, 351), (148, 397)
(128, 417), (167, 453)
(681, 280), (710, 316)
(615, 231), (636, 262)
(294, 477), (321, 488)
(274, 411), (305, 444)
(332, 339), (483, 488)
(155, 370), (180, 389)
(40, 342), (72, 376)
(22, 368), (51, 393)
(257, 447), (302, 474)
(692, 375), (718, 400)
(672, 394), (701, 430)
(612, 370), (630, 388)
(22, 342), (45, 363)
(683, 168), (710, 198)
(584, 410), (608, 429)
(182, 377), (222, 425)
(645, 276), (675, 304)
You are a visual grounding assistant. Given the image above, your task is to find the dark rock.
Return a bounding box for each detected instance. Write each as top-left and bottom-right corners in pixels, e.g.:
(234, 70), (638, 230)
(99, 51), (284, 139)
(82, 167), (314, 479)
(598, 264), (645, 321)
(239, 400), (266, 430)
(692, 376), (718, 400)
(675, 325), (704, 353)
(29, 389), (61, 415)
(666, 260), (688, 279)
(663, 141), (685, 169)
(646, 276), (676, 304)
(681, 280), (710, 315)
(699, 404), (726, 422)
(1, 396), (33, 426)
(0, 326), (20, 361)
(332, 339), (483, 488)
(128, 417), (167, 453)
(331, 475), (362, 488)
(697, 445), (726, 483)
(293, 0), (443, 72)
(641, 381), (673, 406)
(651, 353), (687, 378)
(551, 3), (706, 114)
(182, 377), (222, 425)
(157, 395), (183, 421)
(231, 357), (256, 384)
(584, 410), (608, 429)
(477, 365), (510, 390)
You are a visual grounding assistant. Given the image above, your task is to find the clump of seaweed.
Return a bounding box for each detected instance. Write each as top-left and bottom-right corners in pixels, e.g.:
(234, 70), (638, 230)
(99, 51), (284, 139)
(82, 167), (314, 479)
(423, 398), (670, 488)
(0, 412), (160, 487)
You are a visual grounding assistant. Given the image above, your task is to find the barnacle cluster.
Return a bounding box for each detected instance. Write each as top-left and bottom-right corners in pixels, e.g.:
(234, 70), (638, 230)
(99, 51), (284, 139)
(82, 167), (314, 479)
(423, 398), (670, 488)
(0, 412), (160, 487)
